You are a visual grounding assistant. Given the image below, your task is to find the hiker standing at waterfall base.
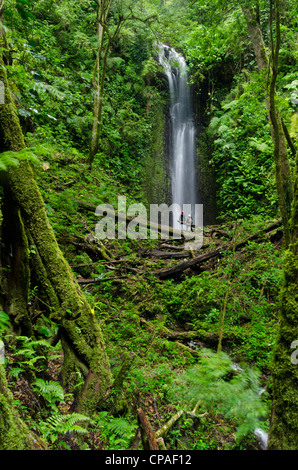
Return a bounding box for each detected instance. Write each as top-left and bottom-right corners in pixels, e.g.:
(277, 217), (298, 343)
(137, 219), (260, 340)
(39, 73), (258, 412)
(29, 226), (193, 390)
(186, 214), (193, 231)
(179, 211), (185, 229)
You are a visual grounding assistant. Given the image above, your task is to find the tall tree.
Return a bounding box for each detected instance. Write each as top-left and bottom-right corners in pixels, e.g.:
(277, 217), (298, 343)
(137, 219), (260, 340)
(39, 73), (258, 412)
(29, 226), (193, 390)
(88, 0), (116, 165)
(241, 0), (298, 448)
(268, 141), (298, 449)
(87, 0), (156, 165)
(0, 4), (111, 416)
(241, 1), (293, 246)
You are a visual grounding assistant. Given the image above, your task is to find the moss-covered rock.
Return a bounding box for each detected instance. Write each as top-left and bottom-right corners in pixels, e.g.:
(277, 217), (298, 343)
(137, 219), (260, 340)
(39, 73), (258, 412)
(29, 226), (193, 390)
(143, 93), (171, 208)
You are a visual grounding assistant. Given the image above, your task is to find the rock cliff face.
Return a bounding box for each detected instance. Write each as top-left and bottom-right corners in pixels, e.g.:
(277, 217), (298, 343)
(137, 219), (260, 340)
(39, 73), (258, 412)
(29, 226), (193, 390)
(142, 73), (171, 209)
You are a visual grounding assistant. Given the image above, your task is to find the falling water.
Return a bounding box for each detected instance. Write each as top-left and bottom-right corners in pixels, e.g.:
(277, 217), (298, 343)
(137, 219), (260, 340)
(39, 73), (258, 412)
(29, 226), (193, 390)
(254, 387), (268, 450)
(157, 44), (198, 229)
(254, 427), (268, 450)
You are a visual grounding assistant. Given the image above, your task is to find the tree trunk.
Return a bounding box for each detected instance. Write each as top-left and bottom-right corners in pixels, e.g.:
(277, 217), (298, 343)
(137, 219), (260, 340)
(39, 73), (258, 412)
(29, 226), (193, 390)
(88, 1), (106, 165)
(268, 148), (298, 449)
(241, 3), (293, 246)
(0, 57), (111, 415)
(0, 365), (46, 449)
(88, 0), (117, 166)
(0, 186), (33, 337)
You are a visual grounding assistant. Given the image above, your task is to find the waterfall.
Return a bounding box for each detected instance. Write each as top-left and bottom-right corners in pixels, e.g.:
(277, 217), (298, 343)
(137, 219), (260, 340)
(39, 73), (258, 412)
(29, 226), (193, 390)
(254, 387), (268, 450)
(254, 427), (268, 450)
(157, 44), (198, 229)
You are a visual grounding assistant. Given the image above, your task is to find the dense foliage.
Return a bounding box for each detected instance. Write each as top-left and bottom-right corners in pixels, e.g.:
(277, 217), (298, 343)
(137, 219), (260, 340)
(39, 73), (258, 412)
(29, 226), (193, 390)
(0, 0), (297, 451)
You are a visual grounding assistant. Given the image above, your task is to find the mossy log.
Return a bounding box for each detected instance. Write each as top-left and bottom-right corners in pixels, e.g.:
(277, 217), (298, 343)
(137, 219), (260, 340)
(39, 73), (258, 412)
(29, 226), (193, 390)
(155, 409), (184, 440)
(74, 198), (192, 239)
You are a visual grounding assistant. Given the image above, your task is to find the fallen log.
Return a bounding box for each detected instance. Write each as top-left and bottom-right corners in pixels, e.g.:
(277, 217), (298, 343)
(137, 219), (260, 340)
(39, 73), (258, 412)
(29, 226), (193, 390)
(155, 246), (224, 279)
(141, 242), (221, 260)
(137, 408), (159, 450)
(141, 249), (193, 259)
(158, 243), (186, 251)
(155, 219), (282, 280)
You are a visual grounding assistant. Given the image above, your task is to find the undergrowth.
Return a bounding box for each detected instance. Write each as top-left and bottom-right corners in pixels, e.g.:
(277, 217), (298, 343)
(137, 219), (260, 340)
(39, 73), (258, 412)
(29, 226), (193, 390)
(0, 138), (283, 450)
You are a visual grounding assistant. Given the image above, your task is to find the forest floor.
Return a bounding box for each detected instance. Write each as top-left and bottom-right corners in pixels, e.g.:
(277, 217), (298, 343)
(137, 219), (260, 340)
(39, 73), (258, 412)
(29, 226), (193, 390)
(5, 141), (284, 450)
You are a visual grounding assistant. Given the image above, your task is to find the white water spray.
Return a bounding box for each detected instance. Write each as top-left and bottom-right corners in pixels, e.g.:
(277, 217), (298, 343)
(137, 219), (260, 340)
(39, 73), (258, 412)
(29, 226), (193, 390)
(157, 44), (198, 229)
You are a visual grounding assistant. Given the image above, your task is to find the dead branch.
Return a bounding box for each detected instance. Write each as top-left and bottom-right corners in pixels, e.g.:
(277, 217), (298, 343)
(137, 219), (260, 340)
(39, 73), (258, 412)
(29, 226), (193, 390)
(141, 249), (194, 259)
(155, 409), (184, 439)
(104, 351), (135, 413)
(76, 276), (124, 284)
(80, 217), (113, 261)
(131, 428), (142, 451)
(157, 437), (167, 450)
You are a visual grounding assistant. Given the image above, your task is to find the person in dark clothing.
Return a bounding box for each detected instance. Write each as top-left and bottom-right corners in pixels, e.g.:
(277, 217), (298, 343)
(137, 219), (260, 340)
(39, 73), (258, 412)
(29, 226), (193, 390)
(179, 211), (185, 225)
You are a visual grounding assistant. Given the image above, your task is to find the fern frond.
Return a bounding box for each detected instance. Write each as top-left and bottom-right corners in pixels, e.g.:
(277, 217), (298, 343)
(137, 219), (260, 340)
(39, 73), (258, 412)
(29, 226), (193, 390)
(95, 412), (137, 449)
(34, 81), (66, 101)
(170, 348), (269, 442)
(39, 412), (94, 444)
(105, 417), (136, 437)
(0, 148), (40, 171)
(0, 311), (11, 333)
(33, 378), (64, 402)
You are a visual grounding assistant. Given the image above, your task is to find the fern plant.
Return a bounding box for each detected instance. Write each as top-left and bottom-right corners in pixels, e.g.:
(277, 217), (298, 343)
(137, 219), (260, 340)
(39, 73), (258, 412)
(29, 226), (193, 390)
(170, 349), (269, 443)
(0, 311), (11, 334)
(0, 148), (40, 171)
(37, 412), (93, 448)
(9, 335), (61, 378)
(95, 411), (138, 450)
(33, 378), (65, 412)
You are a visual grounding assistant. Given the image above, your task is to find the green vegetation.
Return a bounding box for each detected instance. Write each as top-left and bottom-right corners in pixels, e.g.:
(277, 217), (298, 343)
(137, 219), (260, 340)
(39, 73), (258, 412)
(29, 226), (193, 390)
(0, 0), (297, 452)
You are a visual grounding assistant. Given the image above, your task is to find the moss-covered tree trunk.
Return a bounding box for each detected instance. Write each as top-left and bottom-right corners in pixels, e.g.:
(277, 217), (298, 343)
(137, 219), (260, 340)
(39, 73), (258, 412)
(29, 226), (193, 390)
(88, 0), (108, 165)
(0, 57), (111, 415)
(88, 0), (124, 166)
(241, 2), (293, 246)
(268, 148), (298, 449)
(0, 365), (46, 449)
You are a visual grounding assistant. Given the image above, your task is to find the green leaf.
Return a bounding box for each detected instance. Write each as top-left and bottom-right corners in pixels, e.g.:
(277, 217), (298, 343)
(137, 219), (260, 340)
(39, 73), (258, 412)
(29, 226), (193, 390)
(0, 148), (41, 170)
(0, 311), (11, 333)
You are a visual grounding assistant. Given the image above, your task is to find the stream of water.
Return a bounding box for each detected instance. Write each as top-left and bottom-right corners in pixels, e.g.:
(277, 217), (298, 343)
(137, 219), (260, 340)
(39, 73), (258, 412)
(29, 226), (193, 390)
(157, 44), (198, 230)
